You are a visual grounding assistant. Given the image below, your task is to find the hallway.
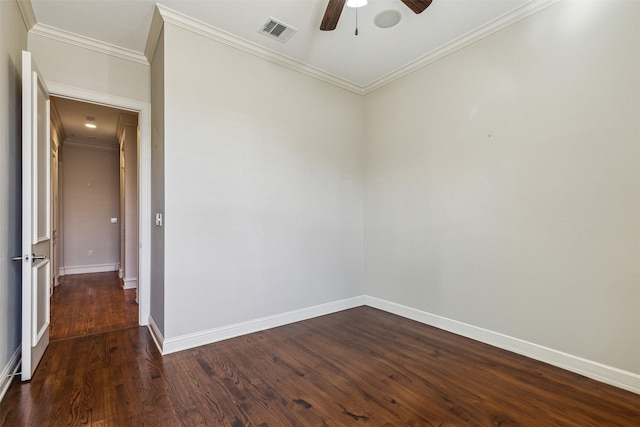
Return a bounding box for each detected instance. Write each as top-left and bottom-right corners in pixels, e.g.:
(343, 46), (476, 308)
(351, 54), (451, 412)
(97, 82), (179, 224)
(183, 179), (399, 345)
(50, 272), (138, 341)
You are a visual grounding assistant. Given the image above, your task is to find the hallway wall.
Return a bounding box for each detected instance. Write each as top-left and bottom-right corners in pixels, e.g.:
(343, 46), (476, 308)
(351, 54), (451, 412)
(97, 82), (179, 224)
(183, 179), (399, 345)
(61, 142), (120, 275)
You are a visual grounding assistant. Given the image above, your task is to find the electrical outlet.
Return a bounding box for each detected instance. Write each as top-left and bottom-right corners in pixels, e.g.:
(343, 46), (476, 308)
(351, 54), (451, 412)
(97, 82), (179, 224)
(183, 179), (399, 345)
(88, 250), (94, 257)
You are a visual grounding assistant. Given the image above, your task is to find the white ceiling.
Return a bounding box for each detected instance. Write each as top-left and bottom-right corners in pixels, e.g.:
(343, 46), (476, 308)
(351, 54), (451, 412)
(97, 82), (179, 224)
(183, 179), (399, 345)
(33, 0), (542, 142)
(29, 0), (533, 88)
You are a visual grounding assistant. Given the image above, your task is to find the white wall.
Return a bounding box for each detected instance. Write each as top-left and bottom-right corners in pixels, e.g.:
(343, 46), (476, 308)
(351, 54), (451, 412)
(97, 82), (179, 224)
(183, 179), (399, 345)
(364, 1), (640, 375)
(0, 0), (27, 399)
(161, 23), (365, 339)
(27, 34), (149, 103)
(61, 143), (120, 273)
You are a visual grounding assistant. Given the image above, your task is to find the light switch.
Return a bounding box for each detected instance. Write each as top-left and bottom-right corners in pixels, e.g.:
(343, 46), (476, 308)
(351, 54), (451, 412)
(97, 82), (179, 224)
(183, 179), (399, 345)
(110, 218), (118, 224)
(155, 213), (163, 227)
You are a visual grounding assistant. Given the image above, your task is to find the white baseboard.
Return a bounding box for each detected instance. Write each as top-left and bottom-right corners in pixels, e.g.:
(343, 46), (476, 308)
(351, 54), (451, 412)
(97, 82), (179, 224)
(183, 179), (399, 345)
(122, 277), (138, 289)
(147, 315), (164, 354)
(161, 296), (366, 355)
(0, 347), (21, 404)
(145, 294), (639, 395)
(364, 296), (640, 395)
(61, 263), (118, 276)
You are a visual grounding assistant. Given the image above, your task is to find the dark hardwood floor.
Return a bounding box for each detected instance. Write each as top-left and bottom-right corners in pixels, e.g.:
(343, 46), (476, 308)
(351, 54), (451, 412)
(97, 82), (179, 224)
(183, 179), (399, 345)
(50, 272), (138, 341)
(2, 288), (639, 425)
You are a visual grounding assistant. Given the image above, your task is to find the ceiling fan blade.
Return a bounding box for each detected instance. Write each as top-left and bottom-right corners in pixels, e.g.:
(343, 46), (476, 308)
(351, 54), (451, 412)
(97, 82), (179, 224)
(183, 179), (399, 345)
(401, 0), (433, 14)
(320, 0), (346, 31)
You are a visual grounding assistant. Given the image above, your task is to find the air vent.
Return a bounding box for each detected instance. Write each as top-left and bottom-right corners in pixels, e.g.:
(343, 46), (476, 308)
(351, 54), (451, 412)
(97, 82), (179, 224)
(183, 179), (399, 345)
(259, 17), (297, 43)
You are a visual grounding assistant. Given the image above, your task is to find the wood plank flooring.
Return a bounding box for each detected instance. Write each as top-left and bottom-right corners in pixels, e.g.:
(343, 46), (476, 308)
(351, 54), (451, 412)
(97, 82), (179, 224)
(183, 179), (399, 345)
(2, 288), (639, 425)
(50, 272), (138, 341)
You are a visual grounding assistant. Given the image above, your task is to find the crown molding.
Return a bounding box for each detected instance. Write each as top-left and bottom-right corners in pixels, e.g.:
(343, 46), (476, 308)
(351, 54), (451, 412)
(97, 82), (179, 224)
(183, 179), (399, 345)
(16, 0), (37, 32)
(144, 5), (165, 62)
(29, 23), (149, 65)
(363, 0), (560, 94)
(153, 4), (365, 95)
(25, 0), (559, 96)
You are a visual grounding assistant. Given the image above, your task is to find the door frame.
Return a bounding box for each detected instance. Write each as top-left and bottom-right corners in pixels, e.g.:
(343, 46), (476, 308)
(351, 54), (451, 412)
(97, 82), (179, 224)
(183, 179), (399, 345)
(47, 82), (151, 326)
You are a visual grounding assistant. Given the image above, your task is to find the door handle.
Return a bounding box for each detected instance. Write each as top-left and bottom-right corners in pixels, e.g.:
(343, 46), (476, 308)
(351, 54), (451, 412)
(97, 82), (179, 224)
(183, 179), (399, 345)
(12, 254), (46, 262)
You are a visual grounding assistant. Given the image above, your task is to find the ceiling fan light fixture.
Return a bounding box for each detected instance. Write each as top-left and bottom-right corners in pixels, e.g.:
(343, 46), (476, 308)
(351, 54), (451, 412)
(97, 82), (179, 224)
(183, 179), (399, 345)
(375, 10), (402, 28)
(346, 0), (367, 8)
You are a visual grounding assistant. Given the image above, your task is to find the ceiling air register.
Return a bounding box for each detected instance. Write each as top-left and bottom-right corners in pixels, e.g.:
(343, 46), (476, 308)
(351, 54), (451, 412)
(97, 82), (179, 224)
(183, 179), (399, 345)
(259, 17), (297, 43)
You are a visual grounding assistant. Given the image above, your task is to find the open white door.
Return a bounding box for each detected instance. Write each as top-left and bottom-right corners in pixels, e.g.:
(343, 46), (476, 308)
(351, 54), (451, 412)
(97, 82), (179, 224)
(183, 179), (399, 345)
(20, 50), (51, 381)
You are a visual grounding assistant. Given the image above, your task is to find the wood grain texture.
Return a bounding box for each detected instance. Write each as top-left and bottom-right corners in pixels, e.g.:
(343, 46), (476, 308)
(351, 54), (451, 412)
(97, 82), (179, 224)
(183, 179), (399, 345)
(320, 0), (346, 31)
(2, 303), (639, 425)
(401, 0), (433, 15)
(50, 272), (138, 341)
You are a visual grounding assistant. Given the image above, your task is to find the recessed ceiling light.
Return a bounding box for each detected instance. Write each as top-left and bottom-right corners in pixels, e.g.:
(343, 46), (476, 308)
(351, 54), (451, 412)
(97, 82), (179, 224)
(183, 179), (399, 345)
(85, 115), (96, 128)
(374, 10), (401, 28)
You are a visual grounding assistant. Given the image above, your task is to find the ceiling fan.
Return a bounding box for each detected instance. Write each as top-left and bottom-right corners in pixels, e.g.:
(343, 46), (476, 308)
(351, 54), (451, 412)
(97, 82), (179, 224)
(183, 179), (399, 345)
(320, 0), (433, 31)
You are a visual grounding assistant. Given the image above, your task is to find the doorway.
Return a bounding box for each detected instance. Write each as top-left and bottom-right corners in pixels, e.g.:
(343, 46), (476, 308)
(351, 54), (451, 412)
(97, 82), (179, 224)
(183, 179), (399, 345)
(45, 82), (152, 327)
(49, 96), (141, 338)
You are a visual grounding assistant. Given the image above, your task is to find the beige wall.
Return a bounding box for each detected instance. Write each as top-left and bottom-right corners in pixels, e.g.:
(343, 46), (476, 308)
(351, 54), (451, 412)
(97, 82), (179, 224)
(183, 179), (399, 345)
(0, 0), (27, 393)
(119, 122), (138, 287)
(161, 22), (365, 339)
(363, 0), (640, 374)
(13, 0), (637, 391)
(150, 27), (165, 334)
(27, 34), (149, 102)
(61, 143), (121, 273)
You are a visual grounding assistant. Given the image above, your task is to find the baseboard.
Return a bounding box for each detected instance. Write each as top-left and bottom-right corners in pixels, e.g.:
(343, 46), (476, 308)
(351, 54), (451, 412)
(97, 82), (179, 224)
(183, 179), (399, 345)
(161, 296), (366, 355)
(61, 263), (118, 275)
(364, 296), (640, 395)
(0, 347), (21, 404)
(147, 315), (164, 354)
(145, 294), (639, 395)
(122, 277), (138, 289)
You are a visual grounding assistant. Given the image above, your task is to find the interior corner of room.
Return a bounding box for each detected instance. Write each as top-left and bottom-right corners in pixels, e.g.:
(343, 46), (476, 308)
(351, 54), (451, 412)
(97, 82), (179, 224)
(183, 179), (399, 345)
(0, 0), (638, 406)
